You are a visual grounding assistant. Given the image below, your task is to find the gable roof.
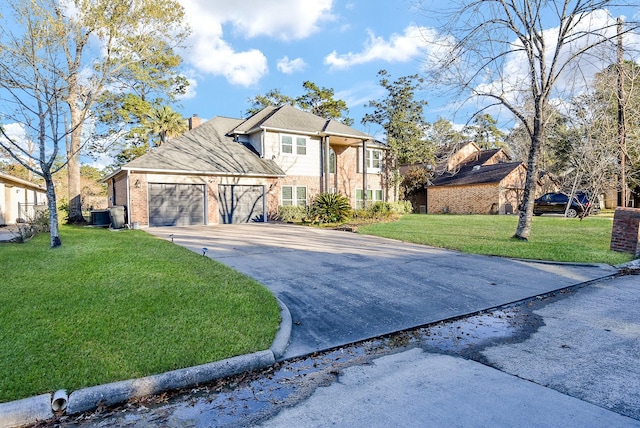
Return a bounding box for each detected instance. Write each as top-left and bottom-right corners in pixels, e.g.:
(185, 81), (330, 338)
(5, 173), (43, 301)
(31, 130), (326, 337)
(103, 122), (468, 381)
(230, 104), (373, 140)
(431, 161), (524, 187)
(119, 116), (285, 177)
(456, 148), (503, 168)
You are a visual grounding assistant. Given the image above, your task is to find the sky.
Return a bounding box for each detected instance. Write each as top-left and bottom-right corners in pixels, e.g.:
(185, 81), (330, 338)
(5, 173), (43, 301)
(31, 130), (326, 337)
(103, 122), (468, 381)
(174, 0), (455, 137)
(172, 0), (640, 140)
(2, 0), (639, 169)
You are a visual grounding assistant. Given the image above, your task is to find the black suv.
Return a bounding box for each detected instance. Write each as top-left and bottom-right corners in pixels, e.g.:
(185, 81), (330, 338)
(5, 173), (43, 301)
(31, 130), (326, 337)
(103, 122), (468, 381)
(533, 192), (592, 218)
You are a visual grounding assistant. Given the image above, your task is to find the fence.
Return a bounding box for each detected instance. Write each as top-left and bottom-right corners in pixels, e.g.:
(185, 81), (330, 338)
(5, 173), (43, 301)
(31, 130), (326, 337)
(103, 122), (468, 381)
(17, 203), (47, 223)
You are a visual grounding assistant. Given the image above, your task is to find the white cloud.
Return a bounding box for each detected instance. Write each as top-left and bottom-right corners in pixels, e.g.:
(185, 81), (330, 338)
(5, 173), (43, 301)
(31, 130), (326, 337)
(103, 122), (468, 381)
(179, 0), (334, 86)
(84, 152), (113, 170)
(204, 0), (334, 41)
(0, 123), (32, 160)
(277, 56), (307, 74)
(335, 83), (384, 111)
(178, 76), (198, 100)
(324, 25), (441, 70)
(1, 123), (27, 144)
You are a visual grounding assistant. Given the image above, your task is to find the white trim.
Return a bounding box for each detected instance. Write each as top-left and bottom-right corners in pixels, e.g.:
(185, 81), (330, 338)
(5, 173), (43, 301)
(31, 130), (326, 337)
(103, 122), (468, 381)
(104, 167), (285, 182)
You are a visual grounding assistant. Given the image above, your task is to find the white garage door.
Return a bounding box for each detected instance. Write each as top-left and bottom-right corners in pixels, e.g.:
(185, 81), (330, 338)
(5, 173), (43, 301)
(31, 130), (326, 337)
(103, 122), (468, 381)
(218, 185), (264, 224)
(148, 183), (205, 227)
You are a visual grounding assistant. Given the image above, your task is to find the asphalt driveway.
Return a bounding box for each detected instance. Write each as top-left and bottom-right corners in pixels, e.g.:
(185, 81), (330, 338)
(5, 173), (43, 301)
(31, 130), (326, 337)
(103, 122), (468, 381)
(147, 223), (617, 359)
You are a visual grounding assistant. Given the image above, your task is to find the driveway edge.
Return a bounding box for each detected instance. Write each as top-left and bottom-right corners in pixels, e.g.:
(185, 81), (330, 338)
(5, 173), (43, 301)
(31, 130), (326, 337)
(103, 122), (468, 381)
(0, 298), (293, 427)
(270, 297), (292, 359)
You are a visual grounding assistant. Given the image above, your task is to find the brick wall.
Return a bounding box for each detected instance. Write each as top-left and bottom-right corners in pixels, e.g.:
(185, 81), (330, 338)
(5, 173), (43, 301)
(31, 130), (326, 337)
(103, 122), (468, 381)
(206, 177), (219, 225)
(428, 183), (500, 214)
(610, 207), (640, 257)
(109, 173), (128, 207)
(128, 173), (148, 225)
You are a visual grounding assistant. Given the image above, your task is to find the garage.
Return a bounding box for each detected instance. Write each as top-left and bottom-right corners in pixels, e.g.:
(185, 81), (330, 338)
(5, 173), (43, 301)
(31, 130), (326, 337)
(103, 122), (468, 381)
(218, 184), (264, 224)
(148, 183), (205, 227)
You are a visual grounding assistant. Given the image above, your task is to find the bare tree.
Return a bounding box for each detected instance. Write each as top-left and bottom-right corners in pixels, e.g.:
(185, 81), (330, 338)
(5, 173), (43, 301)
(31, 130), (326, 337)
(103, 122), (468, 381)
(6, 0), (189, 224)
(0, 3), (70, 247)
(425, 0), (639, 239)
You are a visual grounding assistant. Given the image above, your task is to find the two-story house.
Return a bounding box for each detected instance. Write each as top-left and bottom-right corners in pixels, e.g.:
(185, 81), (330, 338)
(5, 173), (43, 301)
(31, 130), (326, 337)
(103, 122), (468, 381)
(104, 105), (388, 227)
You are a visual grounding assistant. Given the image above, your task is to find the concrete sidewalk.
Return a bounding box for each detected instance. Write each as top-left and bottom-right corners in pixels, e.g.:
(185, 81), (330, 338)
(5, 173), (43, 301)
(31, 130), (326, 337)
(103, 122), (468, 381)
(0, 226), (18, 242)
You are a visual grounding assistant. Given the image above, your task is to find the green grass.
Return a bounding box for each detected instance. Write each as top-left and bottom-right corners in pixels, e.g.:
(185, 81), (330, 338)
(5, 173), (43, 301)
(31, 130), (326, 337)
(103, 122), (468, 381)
(358, 214), (634, 265)
(0, 226), (280, 403)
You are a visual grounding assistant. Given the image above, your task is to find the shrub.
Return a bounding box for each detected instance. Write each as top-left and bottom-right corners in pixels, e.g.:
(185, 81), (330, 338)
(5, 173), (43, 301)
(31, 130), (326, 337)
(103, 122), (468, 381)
(10, 208), (50, 243)
(309, 193), (352, 224)
(352, 208), (374, 221)
(278, 205), (307, 223)
(390, 200), (413, 214)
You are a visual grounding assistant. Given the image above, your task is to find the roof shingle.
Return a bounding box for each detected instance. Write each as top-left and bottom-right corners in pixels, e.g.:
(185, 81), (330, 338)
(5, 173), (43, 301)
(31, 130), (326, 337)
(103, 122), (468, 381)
(124, 116), (285, 177)
(431, 162), (523, 186)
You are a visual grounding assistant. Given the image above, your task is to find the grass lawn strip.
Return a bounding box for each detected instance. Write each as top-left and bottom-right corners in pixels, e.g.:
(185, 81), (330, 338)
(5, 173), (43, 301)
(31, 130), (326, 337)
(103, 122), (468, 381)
(0, 226), (281, 403)
(358, 214), (633, 265)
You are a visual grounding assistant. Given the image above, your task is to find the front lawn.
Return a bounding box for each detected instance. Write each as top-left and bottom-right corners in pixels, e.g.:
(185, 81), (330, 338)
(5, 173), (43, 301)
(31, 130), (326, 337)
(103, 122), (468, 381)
(0, 226), (280, 403)
(358, 214), (634, 265)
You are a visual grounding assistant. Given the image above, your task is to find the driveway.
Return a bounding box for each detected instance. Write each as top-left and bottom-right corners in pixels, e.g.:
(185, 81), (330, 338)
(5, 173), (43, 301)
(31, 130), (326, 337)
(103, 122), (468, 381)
(147, 223), (617, 359)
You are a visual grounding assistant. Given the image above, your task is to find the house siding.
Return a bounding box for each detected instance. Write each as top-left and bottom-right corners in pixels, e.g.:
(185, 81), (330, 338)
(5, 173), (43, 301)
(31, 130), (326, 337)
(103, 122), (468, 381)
(264, 131), (322, 177)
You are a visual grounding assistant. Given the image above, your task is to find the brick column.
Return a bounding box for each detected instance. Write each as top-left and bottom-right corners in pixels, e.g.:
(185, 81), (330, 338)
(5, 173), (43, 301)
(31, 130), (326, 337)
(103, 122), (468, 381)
(610, 207), (640, 257)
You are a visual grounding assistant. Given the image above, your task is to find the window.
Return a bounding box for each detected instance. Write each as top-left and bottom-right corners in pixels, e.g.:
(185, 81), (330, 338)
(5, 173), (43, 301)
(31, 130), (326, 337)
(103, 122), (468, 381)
(329, 148), (336, 174)
(282, 186), (307, 207)
(356, 189), (384, 209)
(366, 149), (381, 169)
(281, 135), (307, 155)
(360, 148), (383, 173)
(296, 137), (307, 155)
(281, 136), (293, 154)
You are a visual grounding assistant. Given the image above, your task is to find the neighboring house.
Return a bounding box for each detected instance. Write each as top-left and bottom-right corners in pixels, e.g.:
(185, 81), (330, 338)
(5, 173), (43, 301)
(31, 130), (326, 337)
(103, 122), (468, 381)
(403, 142), (528, 215)
(0, 172), (47, 225)
(103, 105), (388, 227)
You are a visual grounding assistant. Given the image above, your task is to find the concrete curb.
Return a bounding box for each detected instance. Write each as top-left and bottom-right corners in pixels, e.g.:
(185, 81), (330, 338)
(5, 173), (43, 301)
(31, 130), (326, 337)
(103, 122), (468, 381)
(66, 350), (275, 415)
(271, 297), (292, 360)
(0, 298), (293, 427)
(0, 394), (53, 428)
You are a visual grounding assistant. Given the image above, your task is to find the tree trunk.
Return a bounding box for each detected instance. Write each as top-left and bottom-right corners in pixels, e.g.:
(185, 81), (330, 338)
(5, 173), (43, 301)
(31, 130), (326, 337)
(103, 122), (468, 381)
(67, 104), (86, 224)
(45, 175), (61, 248)
(514, 107), (545, 240)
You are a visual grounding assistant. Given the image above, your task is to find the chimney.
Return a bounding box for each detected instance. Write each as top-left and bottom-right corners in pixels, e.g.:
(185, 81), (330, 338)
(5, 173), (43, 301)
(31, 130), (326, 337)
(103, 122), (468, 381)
(188, 114), (202, 130)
